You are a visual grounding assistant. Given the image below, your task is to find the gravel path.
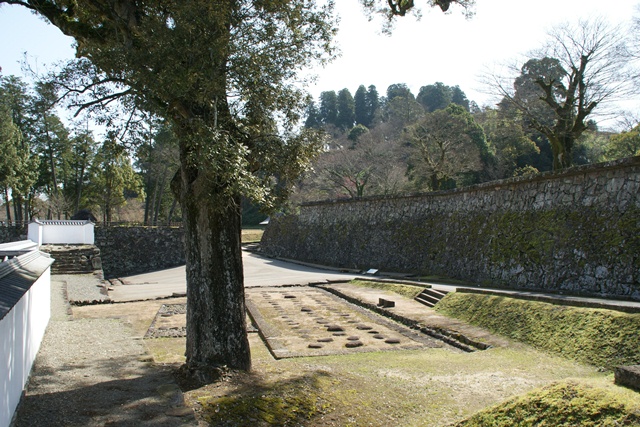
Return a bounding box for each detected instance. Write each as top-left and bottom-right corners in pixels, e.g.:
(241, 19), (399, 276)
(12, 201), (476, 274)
(12, 276), (198, 427)
(59, 273), (110, 304)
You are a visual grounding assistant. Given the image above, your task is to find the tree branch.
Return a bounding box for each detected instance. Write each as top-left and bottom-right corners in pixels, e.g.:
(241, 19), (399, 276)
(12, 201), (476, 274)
(71, 89), (133, 117)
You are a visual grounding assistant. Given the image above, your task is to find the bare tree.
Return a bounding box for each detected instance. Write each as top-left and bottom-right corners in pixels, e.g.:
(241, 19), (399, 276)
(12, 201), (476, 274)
(487, 18), (636, 170)
(296, 125), (410, 201)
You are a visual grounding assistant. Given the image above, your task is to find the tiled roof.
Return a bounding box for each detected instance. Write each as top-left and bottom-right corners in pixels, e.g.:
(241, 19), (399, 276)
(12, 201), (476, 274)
(0, 240), (39, 257)
(0, 251), (54, 322)
(32, 220), (93, 226)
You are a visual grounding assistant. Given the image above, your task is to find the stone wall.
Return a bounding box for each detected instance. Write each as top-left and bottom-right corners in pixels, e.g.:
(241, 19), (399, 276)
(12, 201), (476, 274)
(261, 157), (640, 301)
(0, 225), (27, 244)
(95, 226), (185, 278)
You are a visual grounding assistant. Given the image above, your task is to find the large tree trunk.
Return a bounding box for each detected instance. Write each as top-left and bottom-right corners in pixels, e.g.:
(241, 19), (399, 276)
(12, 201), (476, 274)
(182, 187), (251, 371)
(548, 134), (572, 170)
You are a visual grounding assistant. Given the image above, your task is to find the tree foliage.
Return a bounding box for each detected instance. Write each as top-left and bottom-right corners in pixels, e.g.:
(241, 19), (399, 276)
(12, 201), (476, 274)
(1, 0), (337, 374)
(406, 104), (486, 190)
(607, 125), (640, 158)
(354, 85), (368, 126)
(320, 90), (339, 127)
(490, 18), (636, 170)
(0, 101), (21, 220)
(359, 0), (475, 26)
(0, 74), (141, 222)
(87, 136), (143, 223)
(336, 88), (355, 130)
(136, 124), (180, 225)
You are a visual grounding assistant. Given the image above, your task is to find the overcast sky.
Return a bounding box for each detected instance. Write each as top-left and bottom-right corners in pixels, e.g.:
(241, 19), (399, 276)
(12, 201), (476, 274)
(1, 1), (638, 120)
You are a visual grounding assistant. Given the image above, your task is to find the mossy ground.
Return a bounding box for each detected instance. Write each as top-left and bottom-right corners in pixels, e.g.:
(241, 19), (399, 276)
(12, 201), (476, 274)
(434, 292), (640, 369)
(349, 279), (425, 299)
(454, 380), (640, 427)
(133, 283), (640, 426)
(180, 334), (639, 427)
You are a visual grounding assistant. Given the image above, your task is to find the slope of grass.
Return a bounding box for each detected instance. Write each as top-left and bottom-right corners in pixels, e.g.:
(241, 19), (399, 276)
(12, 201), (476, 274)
(435, 292), (640, 369)
(454, 380), (640, 427)
(349, 279), (425, 299)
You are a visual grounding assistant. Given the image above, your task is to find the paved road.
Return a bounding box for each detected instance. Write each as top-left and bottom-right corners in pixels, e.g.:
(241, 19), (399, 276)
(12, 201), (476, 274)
(108, 251), (358, 302)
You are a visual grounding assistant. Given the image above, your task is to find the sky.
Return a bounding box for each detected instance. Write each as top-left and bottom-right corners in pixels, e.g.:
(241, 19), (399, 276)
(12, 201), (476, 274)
(1, 1), (639, 123)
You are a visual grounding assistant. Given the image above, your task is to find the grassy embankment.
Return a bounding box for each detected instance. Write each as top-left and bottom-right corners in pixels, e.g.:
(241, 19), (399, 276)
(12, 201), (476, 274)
(435, 292), (640, 369)
(437, 291), (640, 426)
(241, 228), (264, 243)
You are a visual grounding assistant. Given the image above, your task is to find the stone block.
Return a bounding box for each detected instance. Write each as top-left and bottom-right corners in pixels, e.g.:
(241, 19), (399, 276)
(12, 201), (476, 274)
(614, 365), (640, 391)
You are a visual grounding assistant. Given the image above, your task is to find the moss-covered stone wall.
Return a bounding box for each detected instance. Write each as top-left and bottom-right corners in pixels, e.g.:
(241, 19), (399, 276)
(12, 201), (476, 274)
(95, 226), (185, 278)
(261, 157), (640, 301)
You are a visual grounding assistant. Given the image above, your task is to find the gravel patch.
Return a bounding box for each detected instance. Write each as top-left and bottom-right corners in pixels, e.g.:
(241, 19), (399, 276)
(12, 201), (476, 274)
(58, 273), (110, 304)
(145, 304), (187, 339)
(12, 279), (198, 426)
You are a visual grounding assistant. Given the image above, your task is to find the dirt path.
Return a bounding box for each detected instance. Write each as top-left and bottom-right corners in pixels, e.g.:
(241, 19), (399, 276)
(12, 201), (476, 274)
(12, 277), (198, 427)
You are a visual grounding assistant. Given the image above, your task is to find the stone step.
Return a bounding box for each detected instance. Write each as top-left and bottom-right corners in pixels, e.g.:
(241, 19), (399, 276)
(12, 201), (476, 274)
(415, 288), (450, 308)
(615, 365), (640, 391)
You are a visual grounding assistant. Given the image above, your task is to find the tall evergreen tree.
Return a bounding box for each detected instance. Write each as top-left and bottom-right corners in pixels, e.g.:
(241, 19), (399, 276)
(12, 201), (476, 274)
(0, 102), (21, 222)
(354, 85), (368, 126)
(0, 76), (38, 222)
(320, 90), (339, 127)
(417, 82), (452, 112)
(30, 82), (73, 219)
(451, 85), (470, 111)
(365, 85), (380, 127)
(304, 100), (321, 129)
(66, 130), (96, 214)
(386, 83), (414, 101)
(137, 124), (179, 225)
(336, 88), (355, 130)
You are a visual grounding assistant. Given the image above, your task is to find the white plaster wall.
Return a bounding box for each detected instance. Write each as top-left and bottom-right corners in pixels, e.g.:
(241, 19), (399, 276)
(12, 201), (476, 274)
(0, 268), (51, 427)
(37, 223), (95, 245)
(27, 222), (42, 245)
(84, 224), (95, 245)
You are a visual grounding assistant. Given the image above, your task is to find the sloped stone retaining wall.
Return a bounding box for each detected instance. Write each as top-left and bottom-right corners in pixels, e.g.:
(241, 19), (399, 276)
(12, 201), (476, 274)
(95, 226), (185, 278)
(261, 157), (640, 301)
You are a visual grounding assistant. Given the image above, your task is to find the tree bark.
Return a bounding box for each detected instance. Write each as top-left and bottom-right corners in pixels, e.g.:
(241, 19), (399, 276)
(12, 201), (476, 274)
(182, 188), (251, 371)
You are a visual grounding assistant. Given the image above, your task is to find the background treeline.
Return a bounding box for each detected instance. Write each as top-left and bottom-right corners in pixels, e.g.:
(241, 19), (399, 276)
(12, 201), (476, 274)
(2, 16), (639, 223)
(0, 75), (176, 224)
(293, 80), (639, 203)
(2, 73), (637, 224)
